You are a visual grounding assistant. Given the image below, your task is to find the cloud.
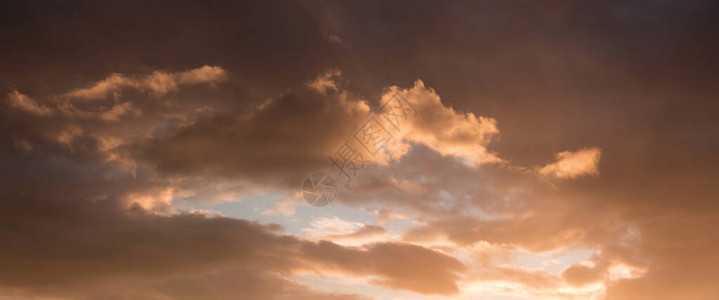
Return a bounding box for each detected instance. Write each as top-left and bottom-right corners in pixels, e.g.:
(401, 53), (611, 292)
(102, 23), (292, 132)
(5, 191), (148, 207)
(262, 192), (304, 216)
(140, 78), (370, 188)
(329, 224), (388, 240)
(0, 1), (717, 299)
(1, 68), (230, 183)
(307, 69), (342, 94)
(302, 217), (389, 245)
(379, 80), (502, 166)
(65, 65), (227, 99)
(538, 147), (601, 179)
(562, 262), (608, 286)
(372, 209), (409, 224)
(2, 69), (502, 210)
(98, 102), (139, 122)
(302, 216), (366, 238)
(0, 81), (466, 297)
(3, 60), (715, 300)
(301, 241), (466, 295)
(6, 90), (52, 116)
(3, 69), (622, 299)
(0, 173), (464, 298)
(135, 71), (502, 193)
(156, 267), (370, 300)
(328, 34), (343, 44)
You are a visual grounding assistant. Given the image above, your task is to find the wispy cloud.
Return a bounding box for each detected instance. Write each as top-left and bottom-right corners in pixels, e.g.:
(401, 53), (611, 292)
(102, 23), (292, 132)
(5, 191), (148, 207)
(539, 148), (601, 179)
(65, 65), (227, 99)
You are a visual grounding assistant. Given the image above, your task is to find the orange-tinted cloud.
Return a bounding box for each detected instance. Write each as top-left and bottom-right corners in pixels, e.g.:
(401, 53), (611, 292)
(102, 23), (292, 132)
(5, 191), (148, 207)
(539, 147), (601, 179)
(65, 65), (227, 99)
(1, 2), (717, 298)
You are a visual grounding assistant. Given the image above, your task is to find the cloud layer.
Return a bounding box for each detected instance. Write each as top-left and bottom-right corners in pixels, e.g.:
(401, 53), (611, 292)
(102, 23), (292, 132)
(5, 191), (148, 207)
(1, 1), (717, 299)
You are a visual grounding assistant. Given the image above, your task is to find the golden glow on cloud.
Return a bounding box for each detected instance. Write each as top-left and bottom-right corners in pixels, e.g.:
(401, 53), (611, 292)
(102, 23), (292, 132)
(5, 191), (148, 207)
(0, 69), (649, 300)
(539, 147), (602, 179)
(65, 65), (227, 99)
(1, 2), (716, 299)
(7, 90), (52, 116)
(375, 80), (503, 166)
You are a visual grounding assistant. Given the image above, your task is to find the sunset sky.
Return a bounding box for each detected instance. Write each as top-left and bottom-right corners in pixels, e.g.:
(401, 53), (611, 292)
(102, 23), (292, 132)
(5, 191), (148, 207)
(1, 1), (718, 299)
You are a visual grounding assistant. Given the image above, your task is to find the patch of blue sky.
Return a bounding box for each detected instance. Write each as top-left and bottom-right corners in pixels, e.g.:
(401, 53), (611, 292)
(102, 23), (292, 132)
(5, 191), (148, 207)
(180, 192), (382, 236)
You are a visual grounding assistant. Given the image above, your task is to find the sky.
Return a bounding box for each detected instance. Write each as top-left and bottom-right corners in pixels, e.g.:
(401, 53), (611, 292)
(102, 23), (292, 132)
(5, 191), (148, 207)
(0, 1), (717, 299)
